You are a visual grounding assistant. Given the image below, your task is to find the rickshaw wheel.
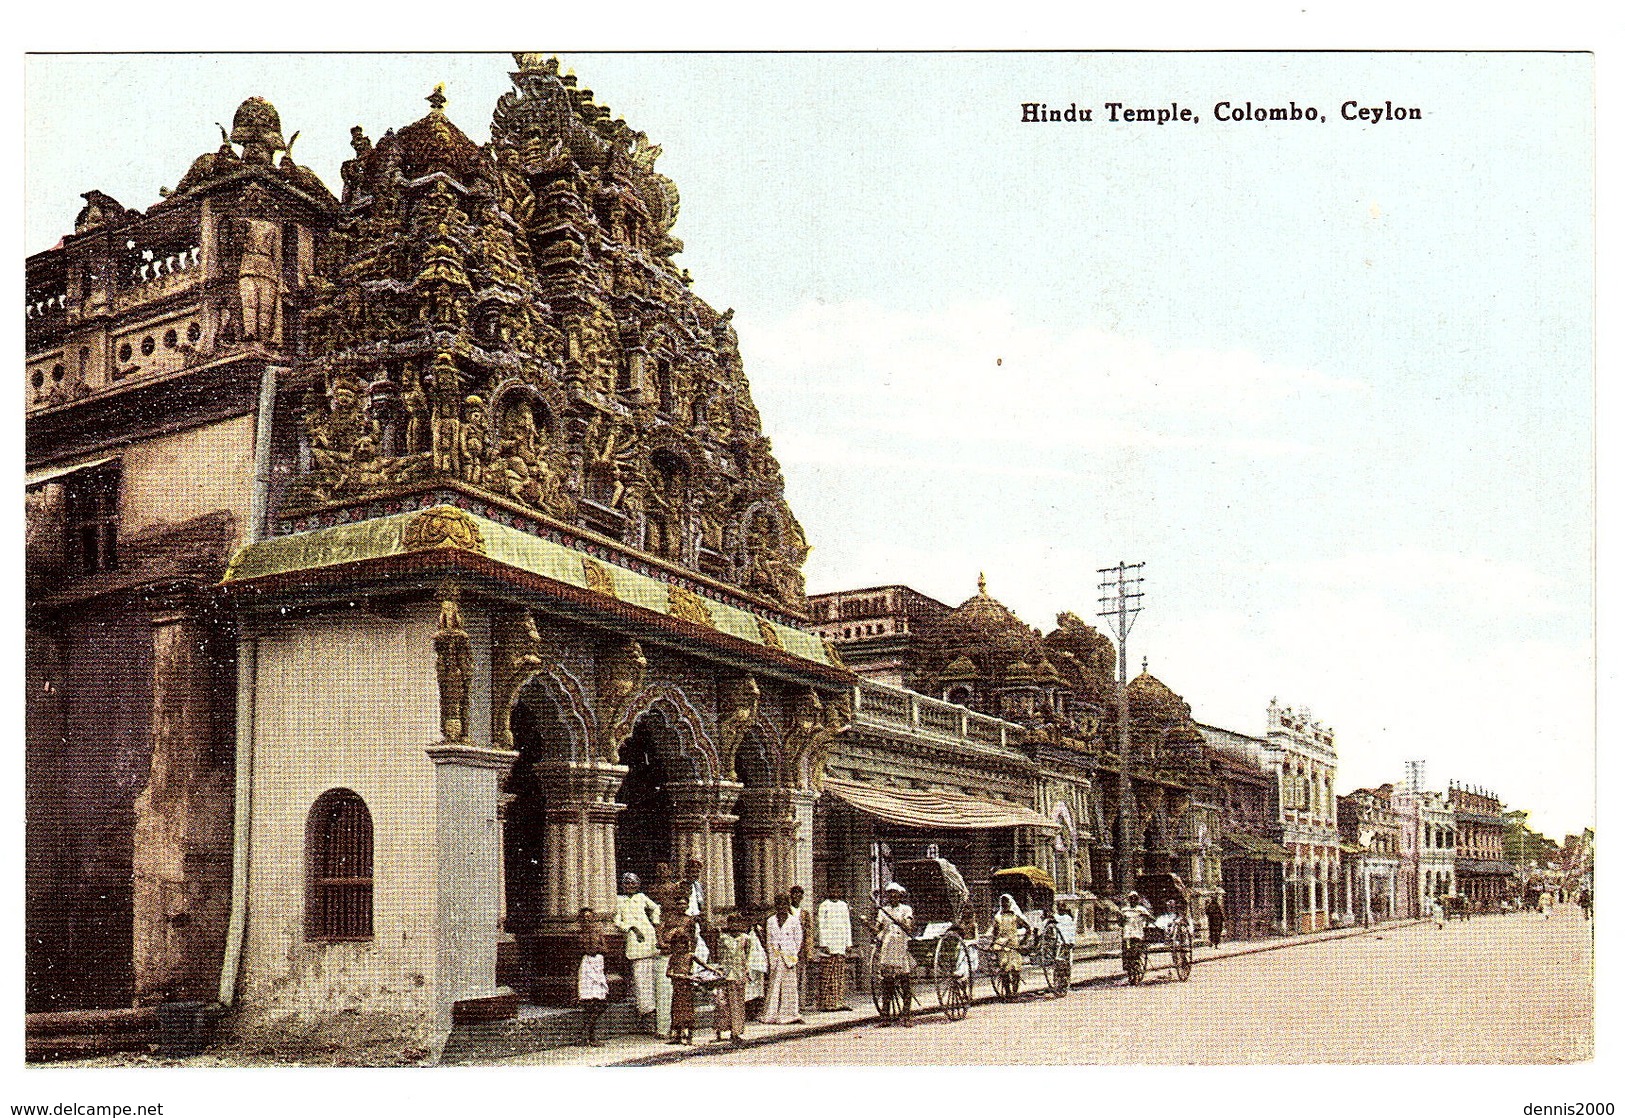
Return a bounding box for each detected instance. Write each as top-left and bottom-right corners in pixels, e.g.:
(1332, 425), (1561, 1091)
(869, 950), (887, 1016)
(1038, 924), (1072, 995)
(1172, 924), (1194, 982)
(995, 966), (1021, 1001)
(934, 931), (972, 1021)
(1124, 942), (1146, 985)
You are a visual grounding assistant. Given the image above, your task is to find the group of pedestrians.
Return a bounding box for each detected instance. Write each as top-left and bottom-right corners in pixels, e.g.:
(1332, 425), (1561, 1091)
(578, 869), (856, 1047)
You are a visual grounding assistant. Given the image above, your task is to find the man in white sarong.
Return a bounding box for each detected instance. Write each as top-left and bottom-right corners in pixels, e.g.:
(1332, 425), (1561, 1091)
(613, 872), (662, 1032)
(760, 893), (805, 1024)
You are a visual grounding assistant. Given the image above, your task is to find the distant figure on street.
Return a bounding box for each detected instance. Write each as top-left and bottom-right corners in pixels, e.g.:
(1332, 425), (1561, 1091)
(575, 907), (609, 1047)
(1578, 886), (1592, 920)
(1206, 896), (1225, 948)
(1431, 896), (1445, 929)
(1539, 890), (1555, 920)
(665, 927), (698, 1045)
(1052, 903), (1078, 946)
(788, 885), (814, 1008)
(991, 893), (1031, 987)
(713, 914), (749, 1045)
(1154, 896), (1186, 938)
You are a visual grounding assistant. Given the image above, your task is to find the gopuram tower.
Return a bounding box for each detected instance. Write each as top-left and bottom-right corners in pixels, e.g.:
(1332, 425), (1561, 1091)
(28, 55), (850, 1060)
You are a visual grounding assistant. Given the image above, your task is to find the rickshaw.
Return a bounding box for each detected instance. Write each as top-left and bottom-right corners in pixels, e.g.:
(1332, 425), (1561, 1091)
(983, 865), (1074, 1000)
(1121, 871), (1196, 985)
(867, 856), (977, 1021)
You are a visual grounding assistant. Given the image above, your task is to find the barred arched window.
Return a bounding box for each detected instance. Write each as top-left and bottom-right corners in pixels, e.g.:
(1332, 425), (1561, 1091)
(307, 789), (374, 941)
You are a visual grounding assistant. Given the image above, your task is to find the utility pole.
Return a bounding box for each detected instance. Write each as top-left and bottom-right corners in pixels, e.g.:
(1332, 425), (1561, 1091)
(1098, 561), (1144, 896)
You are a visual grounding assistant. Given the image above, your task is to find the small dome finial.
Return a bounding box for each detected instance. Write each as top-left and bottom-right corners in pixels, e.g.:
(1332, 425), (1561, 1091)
(1141, 656), (1149, 674)
(977, 571), (987, 596)
(427, 83), (447, 114)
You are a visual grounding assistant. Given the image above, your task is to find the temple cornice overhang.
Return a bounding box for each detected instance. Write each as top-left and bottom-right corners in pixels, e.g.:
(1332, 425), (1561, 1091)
(221, 506), (851, 692)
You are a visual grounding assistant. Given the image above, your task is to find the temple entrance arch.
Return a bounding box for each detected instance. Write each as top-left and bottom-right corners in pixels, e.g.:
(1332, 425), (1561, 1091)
(503, 690), (573, 936)
(615, 709), (697, 883)
(612, 688), (742, 916)
(501, 672), (625, 1003)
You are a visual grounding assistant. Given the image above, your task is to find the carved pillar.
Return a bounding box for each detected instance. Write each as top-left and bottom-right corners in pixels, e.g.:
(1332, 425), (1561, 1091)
(533, 760), (627, 931)
(133, 599), (234, 1006)
(667, 779), (743, 914)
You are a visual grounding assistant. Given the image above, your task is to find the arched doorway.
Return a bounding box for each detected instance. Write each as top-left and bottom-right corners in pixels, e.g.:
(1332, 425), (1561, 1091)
(615, 710), (699, 883)
(502, 677), (581, 1001)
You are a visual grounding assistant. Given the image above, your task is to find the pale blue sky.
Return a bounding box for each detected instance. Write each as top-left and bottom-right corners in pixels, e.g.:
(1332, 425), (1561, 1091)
(24, 52), (1594, 836)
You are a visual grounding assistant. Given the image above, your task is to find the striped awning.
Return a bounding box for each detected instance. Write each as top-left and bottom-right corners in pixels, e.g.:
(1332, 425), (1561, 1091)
(823, 776), (1054, 831)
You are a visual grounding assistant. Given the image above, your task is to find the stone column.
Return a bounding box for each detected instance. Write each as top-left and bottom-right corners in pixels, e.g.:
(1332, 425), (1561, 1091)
(735, 787), (800, 909)
(495, 792), (517, 932)
(533, 760), (627, 931)
(426, 742), (519, 1019)
(666, 779), (743, 914)
(132, 600), (234, 1006)
(789, 789), (818, 897)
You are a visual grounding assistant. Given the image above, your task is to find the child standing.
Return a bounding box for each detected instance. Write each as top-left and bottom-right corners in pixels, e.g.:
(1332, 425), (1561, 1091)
(713, 913), (748, 1044)
(576, 907), (609, 1046)
(665, 927), (697, 1045)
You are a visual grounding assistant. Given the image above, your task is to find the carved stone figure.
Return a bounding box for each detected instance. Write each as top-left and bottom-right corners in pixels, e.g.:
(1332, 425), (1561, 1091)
(596, 637), (647, 762)
(434, 588), (473, 741)
(716, 674), (761, 781)
(341, 126), (373, 201)
(460, 396), (490, 483)
(401, 368), (430, 456)
(235, 217), (280, 343)
(492, 609), (546, 747)
(782, 689), (851, 791)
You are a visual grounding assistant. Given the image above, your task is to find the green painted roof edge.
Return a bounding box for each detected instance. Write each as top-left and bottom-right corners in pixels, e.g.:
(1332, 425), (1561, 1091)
(223, 507), (832, 669)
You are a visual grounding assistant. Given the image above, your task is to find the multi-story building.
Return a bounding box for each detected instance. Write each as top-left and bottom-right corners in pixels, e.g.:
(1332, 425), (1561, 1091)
(1392, 762), (1456, 915)
(1264, 700), (1341, 933)
(1447, 782), (1512, 907)
(807, 585), (950, 687)
(26, 97), (336, 1016)
(1197, 723), (1288, 939)
(818, 578), (1224, 933)
(1338, 787), (1401, 924)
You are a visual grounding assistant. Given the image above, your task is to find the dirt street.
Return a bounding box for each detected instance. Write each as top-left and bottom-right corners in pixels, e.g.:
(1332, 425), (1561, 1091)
(694, 908), (1593, 1065)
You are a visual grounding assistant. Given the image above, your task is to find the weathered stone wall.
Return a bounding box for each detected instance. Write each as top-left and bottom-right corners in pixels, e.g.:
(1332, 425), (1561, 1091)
(25, 604), (155, 1011)
(235, 606), (444, 1055)
(120, 414), (256, 541)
